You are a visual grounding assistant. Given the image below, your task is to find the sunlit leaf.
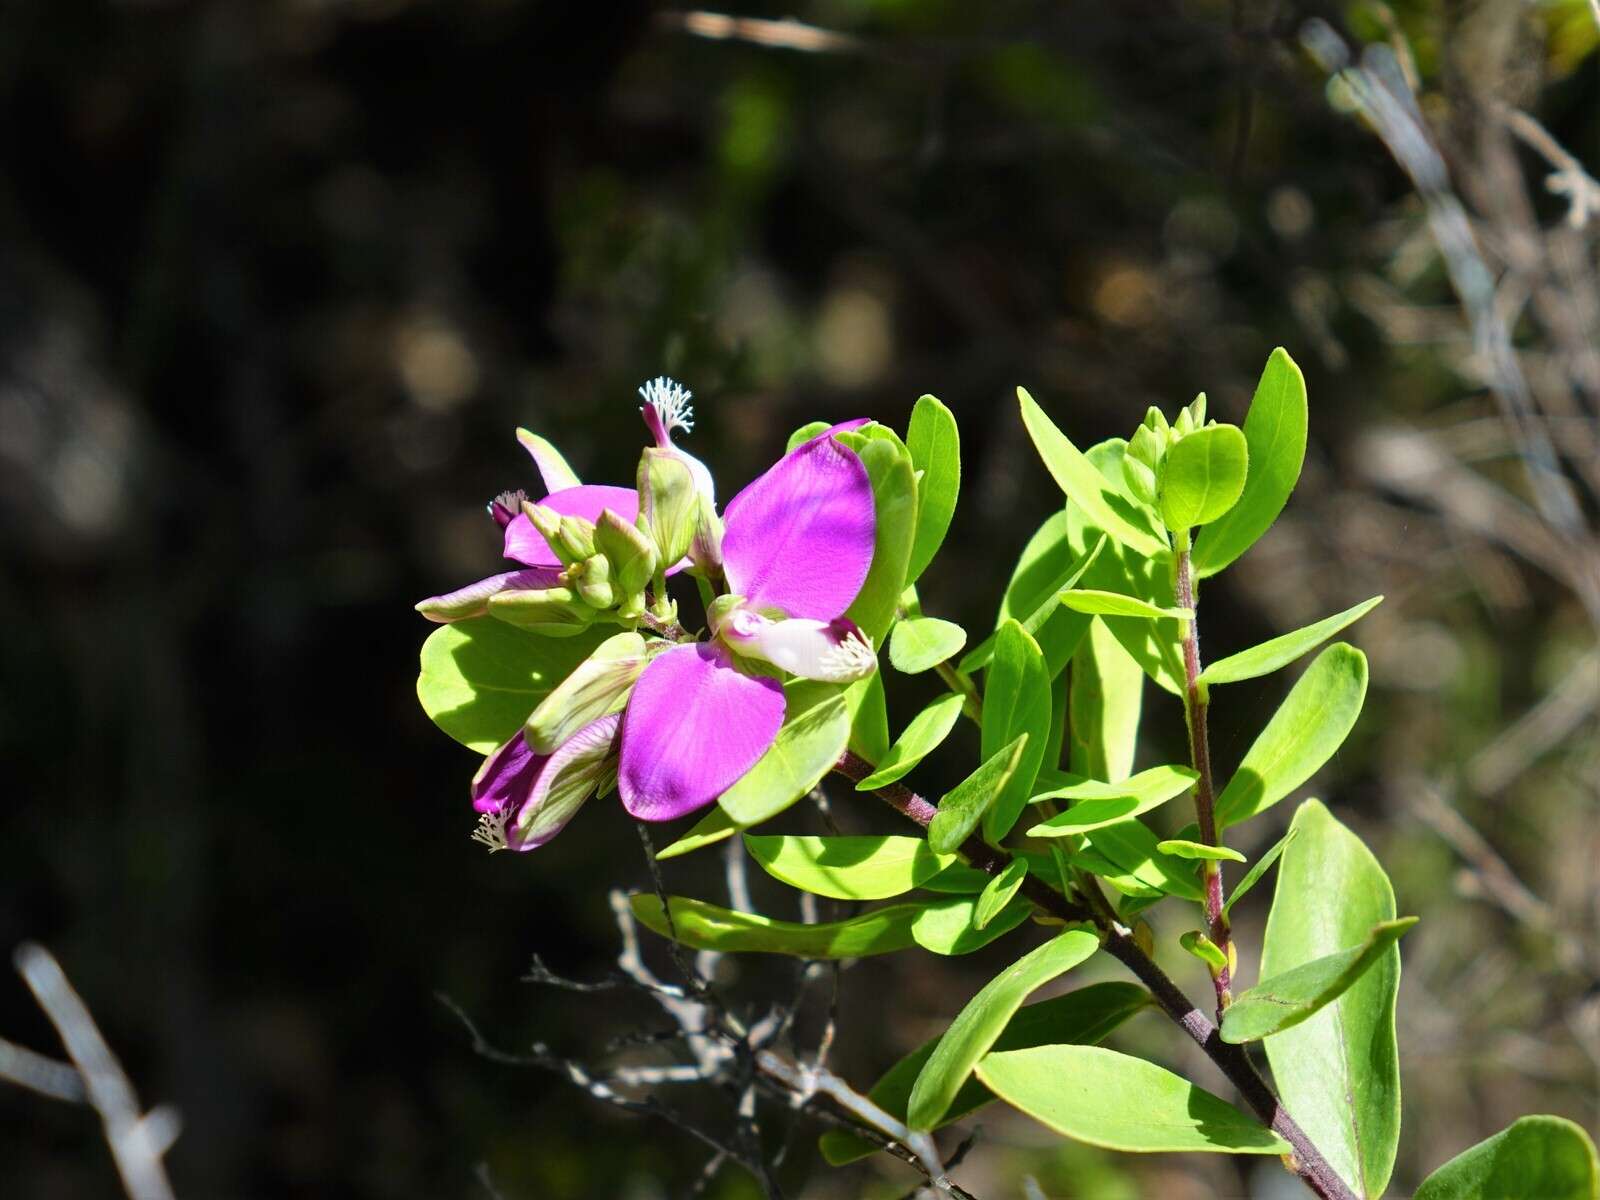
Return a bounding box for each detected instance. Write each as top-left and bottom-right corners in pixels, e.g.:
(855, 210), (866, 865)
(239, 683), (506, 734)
(1157, 839), (1246, 863)
(888, 616), (967, 674)
(1058, 589), (1190, 620)
(1157, 423), (1248, 531)
(717, 680), (849, 825)
(839, 425), (917, 644)
(905, 394), (960, 585)
(855, 692), (966, 790)
(1201, 596), (1383, 686)
(742, 834), (956, 901)
(1223, 827), (1297, 916)
(980, 621), (1051, 840)
(973, 858), (1030, 930)
(1068, 617), (1144, 783)
(928, 734), (1028, 854)
(1414, 1116), (1599, 1200)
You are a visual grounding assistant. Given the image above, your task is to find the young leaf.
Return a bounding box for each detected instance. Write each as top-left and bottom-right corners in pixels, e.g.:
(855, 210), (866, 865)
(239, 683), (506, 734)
(717, 681), (850, 825)
(1025, 765), (1198, 836)
(905, 394), (960, 585)
(1157, 423), (1248, 531)
(973, 858), (1030, 930)
(888, 616), (968, 674)
(1223, 826), (1298, 915)
(1192, 348), (1308, 578)
(928, 734), (1029, 854)
(856, 693), (966, 790)
(1058, 589), (1191, 621)
(1215, 643), (1369, 830)
(1017, 388), (1168, 557)
(839, 426), (917, 643)
(1069, 617), (1144, 783)
(1261, 799), (1403, 1198)
(818, 983), (1149, 1165)
(656, 806), (741, 860)
(1201, 596), (1383, 686)
(974, 1045), (1289, 1154)
(907, 931), (1100, 1130)
(1413, 1116), (1599, 1200)
(742, 835), (957, 901)
(1179, 929), (1229, 971)
(844, 671), (891, 764)
(418, 618), (611, 752)
(1157, 839), (1246, 863)
(1223, 916), (1418, 1043)
(960, 518), (1102, 676)
(980, 621), (1052, 840)
(1086, 818), (1206, 902)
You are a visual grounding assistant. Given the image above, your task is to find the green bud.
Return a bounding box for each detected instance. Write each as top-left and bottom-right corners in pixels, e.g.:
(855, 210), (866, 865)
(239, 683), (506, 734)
(522, 504), (578, 566)
(706, 592), (747, 635)
(637, 449), (699, 568)
(594, 508), (659, 595)
(525, 631), (650, 753)
(1123, 450), (1158, 507)
(688, 497), (724, 577)
(1179, 929), (1229, 974)
(557, 515), (597, 562)
(1141, 404), (1170, 440)
(1127, 422), (1164, 471)
(615, 590), (646, 622)
(1174, 406), (1195, 438)
(1185, 392), (1207, 429)
(486, 585), (595, 636)
(572, 554), (614, 610)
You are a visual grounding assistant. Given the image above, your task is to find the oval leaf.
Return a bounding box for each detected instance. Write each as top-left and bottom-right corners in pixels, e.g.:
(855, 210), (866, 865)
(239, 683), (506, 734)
(818, 983), (1150, 1165)
(973, 858), (1030, 930)
(717, 681), (850, 825)
(980, 620), (1052, 840)
(928, 734), (1029, 854)
(905, 395), (960, 585)
(1261, 799), (1403, 1198)
(1086, 818), (1206, 902)
(1192, 348), (1307, 577)
(1414, 1116), (1599, 1200)
(1223, 916), (1418, 1043)
(1201, 596), (1383, 686)
(908, 931), (1100, 1130)
(888, 616), (968, 674)
(975, 1045), (1288, 1154)
(1215, 643), (1368, 830)
(856, 692), (966, 790)
(1157, 839), (1246, 863)
(1158, 423), (1248, 531)
(1069, 617), (1145, 783)
(1025, 765), (1199, 837)
(743, 834), (956, 901)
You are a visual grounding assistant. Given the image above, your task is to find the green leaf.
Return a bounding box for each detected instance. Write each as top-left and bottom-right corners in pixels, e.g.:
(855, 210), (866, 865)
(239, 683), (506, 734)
(1068, 617), (1144, 783)
(1192, 348), (1308, 578)
(1086, 819), (1206, 902)
(1260, 799), (1403, 1198)
(928, 734), (1029, 854)
(1018, 388), (1167, 557)
(960, 521), (1101, 676)
(1157, 839), (1246, 863)
(888, 617), (968, 674)
(973, 858), (1030, 930)
(1179, 929), (1229, 971)
(908, 931), (1100, 1129)
(656, 807), (741, 860)
(743, 835), (956, 901)
(1223, 917), (1418, 1043)
(786, 420), (831, 452)
(417, 618), (610, 752)
(1058, 589), (1190, 621)
(855, 693), (966, 790)
(1215, 644), (1369, 830)
(717, 680), (850, 825)
(630, 893), (1028, 958)
(844, 671), (891, 764)
(1223, 826), (1298, 916)
(1157, 423), (1249, 531)
(839, 427), (918, 644)
(905, 395), (960, 585)
(1414, 1116), (1599, 1200)
(980, 621), (1051, 840)
(818, 983), (1149, 1165)
(918, 862), (994, 893)
(1025, 765), (1198, 836)
(974, 1045), (1289, 1154)
(1068, 847), (1164, 899)
(1201, 596), (1383, 686)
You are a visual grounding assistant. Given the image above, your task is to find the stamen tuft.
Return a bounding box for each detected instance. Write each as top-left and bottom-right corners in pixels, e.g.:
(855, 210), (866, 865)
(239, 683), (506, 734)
(471, 810), (510, 852)
(638, 376), (695, 436)
(818, 631), (876, 681)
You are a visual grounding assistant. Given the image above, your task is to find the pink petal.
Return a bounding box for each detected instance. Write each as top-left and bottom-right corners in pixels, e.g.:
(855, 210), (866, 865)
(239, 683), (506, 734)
(416, 568), (564, 623)
(503, 484), (639, 567)
(618, 643), (785, 821)
(471, 732), (544, 815)
(721, 424), (875, 620)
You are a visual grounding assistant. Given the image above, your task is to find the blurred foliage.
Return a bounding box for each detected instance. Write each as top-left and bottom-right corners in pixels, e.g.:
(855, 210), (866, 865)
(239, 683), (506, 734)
(0, 0), (1594, 1197)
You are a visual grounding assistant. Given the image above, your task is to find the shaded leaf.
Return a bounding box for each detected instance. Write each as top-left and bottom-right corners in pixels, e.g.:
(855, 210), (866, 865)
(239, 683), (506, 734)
(1414, 1116), (1599, 1200)
(1223, 827), (1298, 916)
(928, 734), (1029, 854)
(1087, 818), (1206, 902)
(1069, 617), (1144, 783)
(838, 426), (917, 643)
(973, 858), (1030, 930)
(980, 621), (1051, 840)
(844, 671), (891, 764)
(960, 519), (1102, 676)
(1025, 765), (1198, 837)
(743, 834), (956, 901)
(656, 807), (741, 860)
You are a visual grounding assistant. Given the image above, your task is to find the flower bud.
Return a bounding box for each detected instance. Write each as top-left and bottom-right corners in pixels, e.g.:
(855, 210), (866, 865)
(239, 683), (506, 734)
(486, 585), (595, 636)
(1124, 424), (1163, 506)
(522, 503), (582, 568)
(570, 554), (615, 611)
(557, 514), (597, 562)
(637, 449), (700, 568)
(525, 631), (650, 753)
(1185, 392), (1207, 429)
(593, 508), (658, 595)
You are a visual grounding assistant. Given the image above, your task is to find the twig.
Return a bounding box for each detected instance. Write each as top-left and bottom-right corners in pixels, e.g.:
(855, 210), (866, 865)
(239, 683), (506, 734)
(12, 943), (179, 1200)
(0, 1035), (86, 1103)
(656, 10), (865, 55)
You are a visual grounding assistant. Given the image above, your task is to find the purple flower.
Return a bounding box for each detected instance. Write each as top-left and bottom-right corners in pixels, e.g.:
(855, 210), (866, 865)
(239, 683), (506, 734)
(617, 422), (879, 822)
(416, 429), (639, 623)
(470, 714), (623, 852)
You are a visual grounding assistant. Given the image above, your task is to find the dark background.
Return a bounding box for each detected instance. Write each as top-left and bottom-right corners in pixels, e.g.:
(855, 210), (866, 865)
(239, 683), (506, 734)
(1, 1), (1595, 1197)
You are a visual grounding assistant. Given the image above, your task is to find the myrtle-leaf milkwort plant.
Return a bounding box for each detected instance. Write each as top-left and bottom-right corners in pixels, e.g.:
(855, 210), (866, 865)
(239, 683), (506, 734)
(416, 358), (1598, 1199)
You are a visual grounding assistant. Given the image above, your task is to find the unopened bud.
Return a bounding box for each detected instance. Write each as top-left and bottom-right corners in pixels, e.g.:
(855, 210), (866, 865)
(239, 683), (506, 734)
(637, 449), (699, 568)
(487, 585), (595, 636)
(525, 632), (650, 753)
(572, 554), (615, 611)
(594, 508), (659, 595)
(557, 515), (597, 562)
(523, 503), (582, 567)
(1185, 392), (1207, 429)
(1124, 426), (1162, 506)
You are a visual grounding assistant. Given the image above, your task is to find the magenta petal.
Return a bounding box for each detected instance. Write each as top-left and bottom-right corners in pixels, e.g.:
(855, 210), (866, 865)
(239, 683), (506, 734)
(508, 713), (621, 850)
(417, 568), (564, 622)
(503, 484), (639, 566)
(721, 424), (875, 620)
(471, 732), (544, 815)
(618, 643), (785, 821)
